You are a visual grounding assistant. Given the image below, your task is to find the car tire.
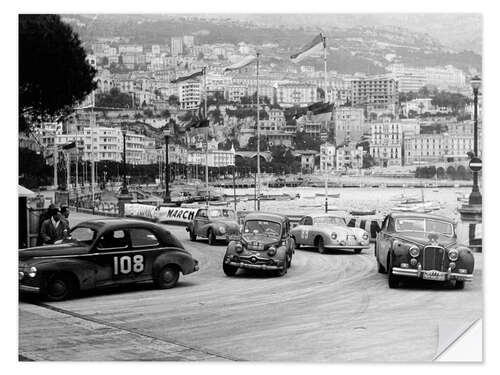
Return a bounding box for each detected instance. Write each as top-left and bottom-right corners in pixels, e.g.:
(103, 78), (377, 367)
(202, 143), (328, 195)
(189, 230), (197, 241)
(43, 273), (75, 301)
(316, 236), (325, 254)
(223, 263), (238, 276)
(454, 280), (465, 290)
(277, 256), (288, 276)
(387, 256), (400, 289)
(155, 265), (180, 289)
(207, 229), (216, 246)
(354, 249), (362, 254)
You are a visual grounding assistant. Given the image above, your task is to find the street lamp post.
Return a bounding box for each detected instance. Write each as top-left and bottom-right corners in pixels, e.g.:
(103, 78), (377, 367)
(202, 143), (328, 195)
(469, 75), (481, 206)
(121, 130), (129, 195)
(164, 130), (171, 203)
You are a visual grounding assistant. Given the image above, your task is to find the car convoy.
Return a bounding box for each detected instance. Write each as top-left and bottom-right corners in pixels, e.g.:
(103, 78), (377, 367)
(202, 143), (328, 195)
(19, 208), (475, 300)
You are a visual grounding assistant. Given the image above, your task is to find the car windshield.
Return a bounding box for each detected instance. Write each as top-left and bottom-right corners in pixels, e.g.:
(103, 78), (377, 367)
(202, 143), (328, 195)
(395, 218), (454, 236)
(70, 226), (97, 244)
(313, 216), (345, 226)
(243, 220), (281, 238)
(209, 209), (236, 219)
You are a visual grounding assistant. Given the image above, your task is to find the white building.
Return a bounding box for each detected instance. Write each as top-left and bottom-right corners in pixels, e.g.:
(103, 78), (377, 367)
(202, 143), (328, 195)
(276, 83), (317, 107)
(370, 120), (403, 167)
(336, 142), (364, 170)
(334, 107), (365, 143)
(171, 37), (184, 56)
(178, 81), (201, 110)
(403, 133), (474, 165)
(183, 35), (195, 48)
(320, 143), (336, 172)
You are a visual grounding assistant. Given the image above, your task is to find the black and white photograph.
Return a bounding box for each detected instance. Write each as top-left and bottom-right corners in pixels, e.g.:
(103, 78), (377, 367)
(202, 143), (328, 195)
(13, 4), (492, 366)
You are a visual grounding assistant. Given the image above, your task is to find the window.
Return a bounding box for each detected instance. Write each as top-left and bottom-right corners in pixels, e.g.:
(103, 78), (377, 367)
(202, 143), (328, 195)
(130, 228), (159, 248)
(96, 230), (128, 250)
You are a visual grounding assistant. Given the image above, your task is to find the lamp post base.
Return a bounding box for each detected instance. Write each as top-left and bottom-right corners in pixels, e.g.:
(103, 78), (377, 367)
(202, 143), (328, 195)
(117, 193), (133, 217)
(468, 191), (482, 206)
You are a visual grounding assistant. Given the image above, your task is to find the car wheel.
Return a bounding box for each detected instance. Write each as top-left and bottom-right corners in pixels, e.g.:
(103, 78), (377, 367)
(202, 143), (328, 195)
(454, 280), (465, 290)
(354, 249), (362, 254)
(43, 273), (75, 301)
(189, 230), (197, 241)
(316, 236), (325, 254)
(277, 256), (288, 276)
(223, 263), (238, 276)
(387, 256), (400, 289)
(207, 229), (216, 245)
(155, 265), (180, 289)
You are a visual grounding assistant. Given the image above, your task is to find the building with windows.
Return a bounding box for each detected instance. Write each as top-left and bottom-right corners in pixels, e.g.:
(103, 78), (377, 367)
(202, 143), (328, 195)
(183, 35), (195, 48)
(295, 150), (318, 173)
(320, 142), (336, 172)
(403, 133), (474, 165)
(178, 81), (201, 110)
(336, 142), (364, 170)
(276, 83), (318, 107)
(350, 75), (399, 117)
(225, 85), (247, 103)
(171, 37), (184, 56)
(370, 120), (403, 167)
(334, 107), (365, 143)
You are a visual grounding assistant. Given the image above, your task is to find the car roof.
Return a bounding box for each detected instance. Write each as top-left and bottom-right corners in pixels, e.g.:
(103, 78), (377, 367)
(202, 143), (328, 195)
(310, 213), (346, 219)
(75, 218), (164, 232)
(244, 212), (287, 223)
(389, 212), (454, 222)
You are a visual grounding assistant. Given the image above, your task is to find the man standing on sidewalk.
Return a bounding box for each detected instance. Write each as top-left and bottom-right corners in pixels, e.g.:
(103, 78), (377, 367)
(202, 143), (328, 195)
(39, 204), (68, 245)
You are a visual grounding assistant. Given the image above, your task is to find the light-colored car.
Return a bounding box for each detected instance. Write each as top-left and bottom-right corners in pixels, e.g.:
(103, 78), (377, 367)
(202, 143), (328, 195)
(290, 214), (370, 254)
(186, 207), (240, 245)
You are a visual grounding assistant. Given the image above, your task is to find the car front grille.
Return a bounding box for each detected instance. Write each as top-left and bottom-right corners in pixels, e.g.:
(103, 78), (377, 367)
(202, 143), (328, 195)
(422, 246), (445, 271)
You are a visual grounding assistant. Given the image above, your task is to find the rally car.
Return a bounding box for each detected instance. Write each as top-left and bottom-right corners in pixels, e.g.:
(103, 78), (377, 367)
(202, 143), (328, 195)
(223, 212), (294, 277)
(290, 214), (370, 254)
(375, 212), (474, 289)
(186, 207), (240, 245)
(19, 218), (199, 301)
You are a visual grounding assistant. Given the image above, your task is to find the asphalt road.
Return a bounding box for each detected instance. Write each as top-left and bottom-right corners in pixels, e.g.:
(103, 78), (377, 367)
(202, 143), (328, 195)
(19, 212), (483, 362)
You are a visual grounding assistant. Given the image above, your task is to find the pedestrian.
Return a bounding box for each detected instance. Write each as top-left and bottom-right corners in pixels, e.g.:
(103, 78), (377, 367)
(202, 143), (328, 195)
(60, 205), (70, 228)
(39, 204), (68, 245)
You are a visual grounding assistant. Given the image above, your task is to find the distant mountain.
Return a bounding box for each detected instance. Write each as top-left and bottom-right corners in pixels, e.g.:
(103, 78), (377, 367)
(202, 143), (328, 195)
(64, 14), (481, 74)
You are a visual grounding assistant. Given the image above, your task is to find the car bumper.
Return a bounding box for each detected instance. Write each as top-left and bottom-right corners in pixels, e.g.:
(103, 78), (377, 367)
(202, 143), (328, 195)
(224, 259), (283, 271)
(19, 284), (40, 293)
(392, 267), (473, 282)
(325, 244), (370, 250)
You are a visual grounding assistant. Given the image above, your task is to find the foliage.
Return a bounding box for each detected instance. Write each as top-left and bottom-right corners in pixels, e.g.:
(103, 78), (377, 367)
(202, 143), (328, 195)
(294, 131), (321, 151)
(226, 108), (268, 120)
(168, 95), (180, 106)
(143, 108), (154, 118)
(246, 136), (270, 151)
(362, 153), (376, 169)
(19, 15), (96, 133)
(18, 148), (54, 188)
(160, 109), (171, 118)
(431, 91), (471, 113)
(96, 87), (133, 108)
(218, 138), (239, 150)
(208, 107), (223, 124)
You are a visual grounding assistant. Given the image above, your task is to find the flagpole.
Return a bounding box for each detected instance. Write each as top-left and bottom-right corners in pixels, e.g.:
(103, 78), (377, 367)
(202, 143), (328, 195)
(91, 91), (95, 210)
(256, 52), (261, 211)
(53, 148), (58, 189)
(204, 67), (209, 206)
(323, 33), (329, 213)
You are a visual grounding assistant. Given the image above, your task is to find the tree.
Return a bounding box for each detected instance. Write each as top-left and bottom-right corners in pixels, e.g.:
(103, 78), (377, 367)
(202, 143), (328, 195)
(160, 109), (171, 119)
(101, 56), (109, 66)
(246, 136), (269, 151)
(362, 153), (376, 169)
(19, 15), (96, 133)
(294, 131), (321, 151)
(95, 87), (132, 108)
(168, 95), (180, 106)
(143, 108), (154, 118)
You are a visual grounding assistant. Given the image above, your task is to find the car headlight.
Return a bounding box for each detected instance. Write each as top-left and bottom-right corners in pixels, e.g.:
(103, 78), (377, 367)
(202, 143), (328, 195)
(235, 243), (243, 253)
(28, 267), (37, 278)
(219, 226), (226, 234)
(267, 246), (276, 256)
(362, 233), (369, 240)
(448, 249), (459, 262)
(331, 232), (337, 239)
(409, 246), (420, 258)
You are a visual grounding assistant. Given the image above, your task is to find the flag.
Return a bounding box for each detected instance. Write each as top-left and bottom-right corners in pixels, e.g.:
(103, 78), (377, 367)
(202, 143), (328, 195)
(170, 68), (205, 84)
(224, 55), (257, 72)
(290, 33), (325, 63)
(62, 141), (77, 151)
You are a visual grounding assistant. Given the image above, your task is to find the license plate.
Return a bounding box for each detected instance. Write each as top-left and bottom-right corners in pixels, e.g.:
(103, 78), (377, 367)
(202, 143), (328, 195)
(423, 271), (446, 281)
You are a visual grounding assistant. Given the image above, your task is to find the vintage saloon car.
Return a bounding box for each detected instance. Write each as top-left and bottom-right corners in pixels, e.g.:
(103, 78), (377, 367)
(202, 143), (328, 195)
(19, 219), (199, 301)
(375, 212), (474, 289)
(290, 214), (370, 253)
(222, 212), (294, 277)
(186, 207), (240, 245)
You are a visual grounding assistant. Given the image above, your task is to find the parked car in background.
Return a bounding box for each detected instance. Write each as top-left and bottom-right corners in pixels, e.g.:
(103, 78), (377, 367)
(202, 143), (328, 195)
(290, 214), (370, 253)
(223, 212), (294, 277)
(19, 219), (199, 301)
(375, 212), (474, 289)
(187, 207), (240, 245)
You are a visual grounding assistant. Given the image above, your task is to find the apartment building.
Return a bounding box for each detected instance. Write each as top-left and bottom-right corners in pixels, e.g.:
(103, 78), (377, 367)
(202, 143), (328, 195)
(370, 120), (403, 167)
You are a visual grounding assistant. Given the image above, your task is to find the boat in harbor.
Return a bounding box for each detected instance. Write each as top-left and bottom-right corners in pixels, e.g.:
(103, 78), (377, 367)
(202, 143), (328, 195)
(315, 192), (340, 198)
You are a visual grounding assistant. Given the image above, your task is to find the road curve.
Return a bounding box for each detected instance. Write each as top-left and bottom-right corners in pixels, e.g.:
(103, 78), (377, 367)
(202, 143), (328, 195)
(19, 213), (482, 362)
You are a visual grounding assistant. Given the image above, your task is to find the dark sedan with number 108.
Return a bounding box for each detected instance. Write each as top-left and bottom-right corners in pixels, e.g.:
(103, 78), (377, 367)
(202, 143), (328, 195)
(375, 213), (474, 289)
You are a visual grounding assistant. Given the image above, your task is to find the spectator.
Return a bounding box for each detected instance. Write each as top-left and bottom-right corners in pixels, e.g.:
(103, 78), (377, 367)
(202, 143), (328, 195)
(39, 204), (68, 245)
(60, 205), (70, 228)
